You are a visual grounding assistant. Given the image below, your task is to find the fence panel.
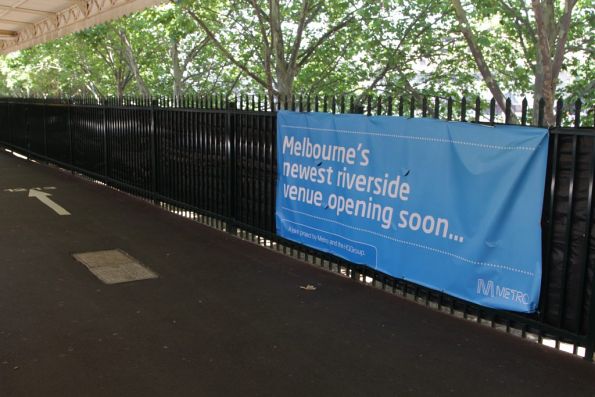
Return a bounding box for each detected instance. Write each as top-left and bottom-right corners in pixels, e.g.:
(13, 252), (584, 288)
(45, 105), (70, 164)
(0, 97), (593, 359)
(541, 130), (595, 336)
(70, 105), (105, 177)
(106, 106), (152, 193)
(231, 110), (276, 233)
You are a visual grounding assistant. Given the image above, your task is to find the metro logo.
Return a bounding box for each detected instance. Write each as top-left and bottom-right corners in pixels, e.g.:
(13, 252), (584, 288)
(476, 279), (530, 305)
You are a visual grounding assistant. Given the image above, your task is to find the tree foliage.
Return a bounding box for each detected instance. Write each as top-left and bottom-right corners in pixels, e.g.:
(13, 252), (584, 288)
(0, 1), (591, 123)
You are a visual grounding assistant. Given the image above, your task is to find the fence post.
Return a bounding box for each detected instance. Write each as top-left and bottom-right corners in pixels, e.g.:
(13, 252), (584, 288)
(68, 98), (73, 170)
(25, 104), (30, 159)
(150, 99), (158, 202)
(584, 114), (595, 361)
(460, 96), (467, 122)
(585, 232), (595, 360)
(102, 99), (108, 180)
(42, 98), (47, 156)
(584, 194), (595, 360)
(225, 98), (237, 235)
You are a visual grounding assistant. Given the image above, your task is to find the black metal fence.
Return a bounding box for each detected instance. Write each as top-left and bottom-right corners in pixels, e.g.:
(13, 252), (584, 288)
(1, 95), (594, 360)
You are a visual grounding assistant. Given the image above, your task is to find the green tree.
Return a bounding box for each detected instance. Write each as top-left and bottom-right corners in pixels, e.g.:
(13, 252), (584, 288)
(178, 0), (373, 102)
(451, 0), (591, 124)
(0, 0), (591, 117)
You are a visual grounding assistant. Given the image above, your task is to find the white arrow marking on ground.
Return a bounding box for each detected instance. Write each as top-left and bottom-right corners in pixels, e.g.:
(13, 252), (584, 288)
(28, 189), (71, 216)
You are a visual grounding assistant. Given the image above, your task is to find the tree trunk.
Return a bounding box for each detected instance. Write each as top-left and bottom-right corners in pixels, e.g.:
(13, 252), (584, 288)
(116, 80), (125, 99)
(269, 0), (287, 105)
(276, 67), (295, 103)
(170, 38), (184, 98)
(532, 52), (545, 124)
(118, 28), (150, 98)
(533, 0), (555, 125)
(532, 0), (577, 126)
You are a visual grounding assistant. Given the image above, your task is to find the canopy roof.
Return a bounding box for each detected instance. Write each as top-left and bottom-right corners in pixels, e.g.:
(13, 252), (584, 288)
(0, 0), (165, 54)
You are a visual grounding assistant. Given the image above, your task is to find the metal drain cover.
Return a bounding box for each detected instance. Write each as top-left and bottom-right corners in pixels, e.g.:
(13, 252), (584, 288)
(73, 249), (158, 284)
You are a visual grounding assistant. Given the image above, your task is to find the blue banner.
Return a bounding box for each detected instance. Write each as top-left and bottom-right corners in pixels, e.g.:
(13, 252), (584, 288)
(276, 110), (549, 312)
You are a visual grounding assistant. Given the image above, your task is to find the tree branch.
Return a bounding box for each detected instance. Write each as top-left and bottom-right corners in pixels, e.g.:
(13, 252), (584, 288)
(183, 6), (270, 90)
(249, 0), (275, 99)
(183, 36), (211, 71)
(297, 12), (356, 68)
(118, 28), (150, 97)
(496, 0), (535, 72)
(451, 0), (516, 121)
(552, 0), (578, 82)
(288, 0), (311, 67)
(226, 71), (243, 98)
(497, 0), (536, 38)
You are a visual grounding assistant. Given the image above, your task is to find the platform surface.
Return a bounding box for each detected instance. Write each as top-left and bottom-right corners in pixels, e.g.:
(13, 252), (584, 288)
(0, 150), (594, 397)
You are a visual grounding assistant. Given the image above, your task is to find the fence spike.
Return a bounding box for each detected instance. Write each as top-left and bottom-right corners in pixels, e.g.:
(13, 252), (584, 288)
(489, 98), (496, 124)
(398, 96), (404, 116)
(505, 97), (512, 124)
(520, 97), (528, 125)
(575, 98), (582, 128)
(475, 97), (481, 123)
(556, 98), (563, 127)
(388, 95), (393, 116)
(461, 96), (467, 122)
(538, 97), (546, 127)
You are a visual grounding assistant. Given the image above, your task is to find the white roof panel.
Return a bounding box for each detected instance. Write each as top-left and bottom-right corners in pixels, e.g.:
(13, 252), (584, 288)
(0, 0), (165, 53)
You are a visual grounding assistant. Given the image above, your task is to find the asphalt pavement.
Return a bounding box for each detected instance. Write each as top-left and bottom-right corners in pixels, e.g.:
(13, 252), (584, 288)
(0, 149), (594, 397)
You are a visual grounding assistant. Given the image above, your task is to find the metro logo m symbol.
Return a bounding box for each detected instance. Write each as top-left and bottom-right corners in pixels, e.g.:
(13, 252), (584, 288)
(477, 278), (494, 297)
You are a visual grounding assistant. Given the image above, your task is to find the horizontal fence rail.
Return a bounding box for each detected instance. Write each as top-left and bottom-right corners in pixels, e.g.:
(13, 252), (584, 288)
(0, 95), (594, 360)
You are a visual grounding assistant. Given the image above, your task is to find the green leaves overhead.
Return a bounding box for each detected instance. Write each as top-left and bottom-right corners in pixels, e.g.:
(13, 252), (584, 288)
(0, 0), (591, 119)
